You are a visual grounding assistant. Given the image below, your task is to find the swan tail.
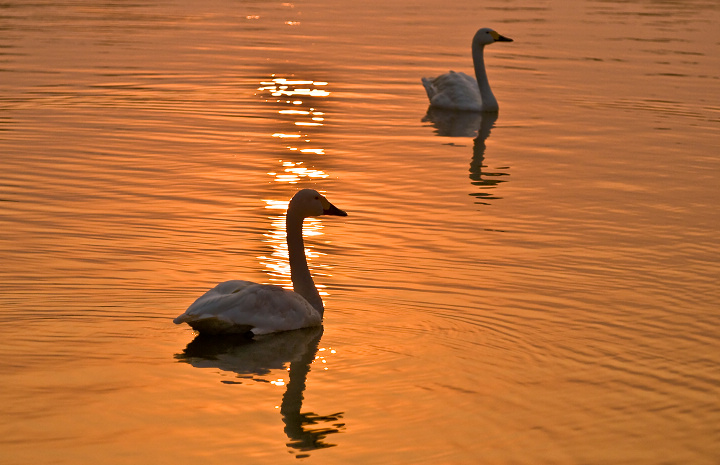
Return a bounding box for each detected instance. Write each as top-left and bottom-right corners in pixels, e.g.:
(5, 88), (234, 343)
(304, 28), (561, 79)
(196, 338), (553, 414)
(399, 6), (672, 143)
(421, 77), (436, 100)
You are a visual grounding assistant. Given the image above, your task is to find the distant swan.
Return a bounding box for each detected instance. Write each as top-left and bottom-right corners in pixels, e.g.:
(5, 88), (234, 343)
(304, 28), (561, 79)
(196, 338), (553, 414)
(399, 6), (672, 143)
(174, 189), (347, 336)
(422, 27), (513, 112)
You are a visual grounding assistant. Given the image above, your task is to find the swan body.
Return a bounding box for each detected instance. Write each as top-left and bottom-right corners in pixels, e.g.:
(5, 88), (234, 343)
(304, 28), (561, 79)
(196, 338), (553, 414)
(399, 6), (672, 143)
(174, 189), (347, 336)
(422, 27), (512, 112)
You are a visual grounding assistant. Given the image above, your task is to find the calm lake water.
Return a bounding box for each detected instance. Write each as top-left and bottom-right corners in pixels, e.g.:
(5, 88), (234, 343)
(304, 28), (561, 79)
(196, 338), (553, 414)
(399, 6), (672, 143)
(1, 0), (719, 463)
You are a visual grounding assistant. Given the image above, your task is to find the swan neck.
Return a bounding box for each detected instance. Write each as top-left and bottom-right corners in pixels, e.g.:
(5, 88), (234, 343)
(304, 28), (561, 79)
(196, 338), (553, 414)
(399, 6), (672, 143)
(472, 43), (499, 112)
(286, 212), (323, 314)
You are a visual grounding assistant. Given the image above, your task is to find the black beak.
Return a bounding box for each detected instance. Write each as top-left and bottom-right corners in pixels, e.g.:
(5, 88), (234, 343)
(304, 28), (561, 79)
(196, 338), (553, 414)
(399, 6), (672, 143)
(323, 202), (347, 217)
(497, 34), (513, 42)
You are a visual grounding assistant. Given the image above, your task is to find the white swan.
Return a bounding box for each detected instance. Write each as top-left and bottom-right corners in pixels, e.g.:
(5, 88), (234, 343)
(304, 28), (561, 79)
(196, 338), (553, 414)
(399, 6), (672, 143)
(422, 27), (513, 112)
(174, 189), (347, 336)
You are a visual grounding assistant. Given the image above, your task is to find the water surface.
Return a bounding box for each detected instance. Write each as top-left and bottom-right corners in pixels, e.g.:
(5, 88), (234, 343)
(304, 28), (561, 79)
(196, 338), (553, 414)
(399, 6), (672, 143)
(1, 0), (719, 463)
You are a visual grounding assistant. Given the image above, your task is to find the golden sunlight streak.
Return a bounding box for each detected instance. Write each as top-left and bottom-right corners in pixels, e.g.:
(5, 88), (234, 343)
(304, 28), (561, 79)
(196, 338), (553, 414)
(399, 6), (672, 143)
(267, 160), (329, 184)
(272, 133), (301, 138)
(259, 200), (327, 290)
(257, 75), (334, 294)
(258, 78), (330, 98)
(257, 76), (330, 159)
(315, 347), (337, 371)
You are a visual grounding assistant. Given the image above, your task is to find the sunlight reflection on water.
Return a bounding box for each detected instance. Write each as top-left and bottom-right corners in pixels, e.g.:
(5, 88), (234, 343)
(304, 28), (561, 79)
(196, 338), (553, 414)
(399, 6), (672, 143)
(256, 75), (335, 293)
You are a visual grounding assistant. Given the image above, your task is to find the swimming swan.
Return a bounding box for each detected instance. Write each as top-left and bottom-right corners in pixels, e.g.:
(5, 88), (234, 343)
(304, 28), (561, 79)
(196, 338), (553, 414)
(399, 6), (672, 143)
(422, 27), (513, 112)
(174, 189), (347, 336)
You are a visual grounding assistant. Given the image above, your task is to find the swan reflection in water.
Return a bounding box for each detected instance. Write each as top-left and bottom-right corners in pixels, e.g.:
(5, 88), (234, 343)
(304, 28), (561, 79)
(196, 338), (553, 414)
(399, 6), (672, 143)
(175, 326), (344, 457)
(422, 108), (509, 205)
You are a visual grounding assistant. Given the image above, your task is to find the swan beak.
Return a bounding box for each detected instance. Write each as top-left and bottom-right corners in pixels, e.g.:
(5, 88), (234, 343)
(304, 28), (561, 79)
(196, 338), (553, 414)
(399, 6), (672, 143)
(323, 202), (347, 217)
(496, 34), (513, 43)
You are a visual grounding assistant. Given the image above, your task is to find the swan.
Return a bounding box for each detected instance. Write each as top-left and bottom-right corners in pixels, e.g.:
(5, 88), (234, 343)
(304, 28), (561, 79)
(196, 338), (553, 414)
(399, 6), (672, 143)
(173, 189), (347, 336)
(422, 27), (513, 112)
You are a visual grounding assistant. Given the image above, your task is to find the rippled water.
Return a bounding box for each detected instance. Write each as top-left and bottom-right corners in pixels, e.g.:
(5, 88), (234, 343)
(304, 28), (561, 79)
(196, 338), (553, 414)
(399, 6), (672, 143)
(1, 0), (719, 463)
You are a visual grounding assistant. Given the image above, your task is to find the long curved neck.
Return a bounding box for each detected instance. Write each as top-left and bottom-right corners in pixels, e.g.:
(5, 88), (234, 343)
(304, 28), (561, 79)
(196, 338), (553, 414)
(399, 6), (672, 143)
(472, 43), (499, 112)
(286, 211), (324, 314)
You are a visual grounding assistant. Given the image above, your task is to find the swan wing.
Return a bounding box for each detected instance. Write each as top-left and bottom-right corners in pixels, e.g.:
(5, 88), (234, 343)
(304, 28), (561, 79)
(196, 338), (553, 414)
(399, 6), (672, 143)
(174, 280), (322, 335)
(421, 71), (483, 111)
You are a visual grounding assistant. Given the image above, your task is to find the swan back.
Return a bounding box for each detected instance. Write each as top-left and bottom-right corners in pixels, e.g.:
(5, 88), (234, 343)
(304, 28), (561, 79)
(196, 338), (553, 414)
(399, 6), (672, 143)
(174, 280), (321, 335)
(422, 71), (483, 112)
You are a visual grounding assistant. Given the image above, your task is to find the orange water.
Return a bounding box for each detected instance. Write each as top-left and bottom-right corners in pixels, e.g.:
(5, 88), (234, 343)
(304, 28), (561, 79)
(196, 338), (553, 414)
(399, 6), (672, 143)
(1, 0), (718, 463)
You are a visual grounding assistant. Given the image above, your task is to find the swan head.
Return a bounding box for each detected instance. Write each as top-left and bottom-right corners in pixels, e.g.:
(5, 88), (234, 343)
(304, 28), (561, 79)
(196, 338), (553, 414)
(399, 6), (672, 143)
(288, 188), (347, 219)
(473, 28), (513, 47)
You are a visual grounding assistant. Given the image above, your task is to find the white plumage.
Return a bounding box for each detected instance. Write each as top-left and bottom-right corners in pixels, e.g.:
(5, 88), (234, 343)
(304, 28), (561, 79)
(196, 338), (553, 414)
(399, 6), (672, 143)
(174, 189), (347, 336)
(174, 280), (321, 335)
(422, 27), (513, 112)
(423, 71), (483, 111)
